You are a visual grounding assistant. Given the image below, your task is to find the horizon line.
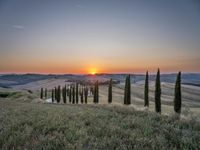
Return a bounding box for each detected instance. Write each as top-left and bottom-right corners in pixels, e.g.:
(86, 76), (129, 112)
(0, 71), (200, 75)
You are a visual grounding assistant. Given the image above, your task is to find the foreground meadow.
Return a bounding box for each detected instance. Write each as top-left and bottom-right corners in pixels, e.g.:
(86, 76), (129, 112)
(0, 90), (200, 150)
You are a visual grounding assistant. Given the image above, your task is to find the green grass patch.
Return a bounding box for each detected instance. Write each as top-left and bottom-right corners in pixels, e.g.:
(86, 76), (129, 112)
(0, 92), (22, 99)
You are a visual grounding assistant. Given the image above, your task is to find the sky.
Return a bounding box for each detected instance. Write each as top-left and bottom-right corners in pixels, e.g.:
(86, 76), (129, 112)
(0, 0), (200, 74)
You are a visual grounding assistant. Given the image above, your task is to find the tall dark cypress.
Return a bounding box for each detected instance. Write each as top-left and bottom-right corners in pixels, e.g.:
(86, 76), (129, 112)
(57, 85), (61, 103)
(65, 85), (67, 103)
(93, 81), (99, 103)
(54, 87), (57, 101)
(40, 88), (43, 99)
(124, 76), (128, 104)
(108, 79), (112, 103)
(69, 86), (72, 103)
(52, 89), (54, 102)
(76, 83), (79, 104)
(174, 72), (182, 114)
(62, 87), (64, 103)
(72, 85), (75, 104)
(81, 87), (84, 103)
(124, 75), (131, 105)
(97, 81), (99, 103)
(93, 82), (96, 103)
(84, 86), (88, 104)
(127, 75), (131, 105)
(62, 85), (67, 103)
(155, 69), (161, 113)
(44, 88), (47, 98)
(144, 71), (149, 107)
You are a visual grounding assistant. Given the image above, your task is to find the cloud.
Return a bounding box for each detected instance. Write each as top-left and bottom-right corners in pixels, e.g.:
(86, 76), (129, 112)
(11, 25), (24, 29)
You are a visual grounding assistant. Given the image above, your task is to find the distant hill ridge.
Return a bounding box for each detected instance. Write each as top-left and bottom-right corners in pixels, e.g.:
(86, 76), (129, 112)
(0, 73), (200, 88)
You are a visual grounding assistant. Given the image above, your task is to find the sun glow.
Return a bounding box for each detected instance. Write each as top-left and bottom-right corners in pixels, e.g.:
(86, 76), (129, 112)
(91, 72), (96, 75)
(89, 68), (97, 75)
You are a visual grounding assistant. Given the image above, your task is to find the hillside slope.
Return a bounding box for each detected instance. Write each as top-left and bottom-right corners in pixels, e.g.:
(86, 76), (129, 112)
(0, 99), (200, 150)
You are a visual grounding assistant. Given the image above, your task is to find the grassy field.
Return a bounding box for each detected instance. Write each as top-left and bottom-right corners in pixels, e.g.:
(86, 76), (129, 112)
(0, 92), (200, 150)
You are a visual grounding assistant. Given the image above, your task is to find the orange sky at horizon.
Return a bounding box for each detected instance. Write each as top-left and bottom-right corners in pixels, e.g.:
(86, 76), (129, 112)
(0, 56), (199, 74)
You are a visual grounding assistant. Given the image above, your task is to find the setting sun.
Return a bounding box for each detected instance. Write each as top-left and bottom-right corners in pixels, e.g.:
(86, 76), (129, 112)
(91, 72), (96, 75)
(89, 68), (97, 75)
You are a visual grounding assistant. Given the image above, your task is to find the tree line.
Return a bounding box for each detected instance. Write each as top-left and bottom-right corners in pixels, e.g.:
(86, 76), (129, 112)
(40, 69), (182, 115)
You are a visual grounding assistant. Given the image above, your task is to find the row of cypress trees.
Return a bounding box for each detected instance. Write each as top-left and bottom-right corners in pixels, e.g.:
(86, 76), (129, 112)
(144, 69), (182, 114)
(40, 70), (182, 114)
(107, 69), (181, 114)
(49, 84), (90, 104)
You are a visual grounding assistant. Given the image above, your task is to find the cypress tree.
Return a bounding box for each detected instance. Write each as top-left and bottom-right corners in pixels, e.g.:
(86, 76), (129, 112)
(62, 87), (64, 103)
(124, 76), (128, 104)
(55, 87), (57, 102)
(144, 71), (149, 107)
(57, 85), (61, 103)
(54, 87), (57, 101)
(76, 83), (79, 104)
(127, 75), (131, 105)
(40, 88), (43, 99)
(93, 83), (96, 103)
(93, 81), (99, 103)
(72, 85), (75, 104)
(84, 86), (88, 104)
(155, 69), (161, 113)
(108, 79), (112, 103)
(174, 72), (182, 114)
(44, 88), (47, 98)
(81, 88), (84, 103)
(69, 86), (72, 103)
(96, 80), (99, 103)
(62, 85), (67, 103)
(124, 75), (131, 105)
(52, 89), (54, 102)
(65, 85), (67, 103)
(62, 87), (66, 103)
